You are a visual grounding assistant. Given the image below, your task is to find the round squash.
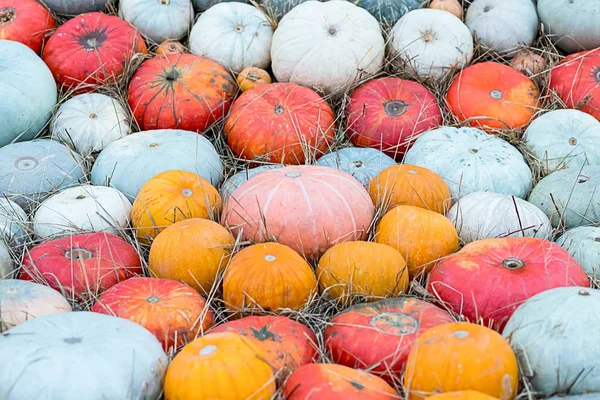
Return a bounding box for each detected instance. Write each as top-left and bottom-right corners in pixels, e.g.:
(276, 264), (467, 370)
(428, 0), (463, 20)
(511, 50), (546, 76)
(0, 240), (13, 278)
(260, 0), (308, 21)
(119, 0), (194, 44)
(316, 147), (396, 187)
(0, 197), (28, 247)
(192, 0), (247, 11)
(38, 0), (111, 15)
(351, 0), (422, 26)
(220, 164), (284, 203)
(556, 226), (600, 280)
(156, 39), (187, 55)
(237, 67), (271, 92)
(0, 0), (55, 54)
(427, 392), (500, 400)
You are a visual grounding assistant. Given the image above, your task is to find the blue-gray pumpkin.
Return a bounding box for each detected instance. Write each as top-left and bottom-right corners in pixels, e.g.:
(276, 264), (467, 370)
(38, 0), (112, 15)
(220, 164), (284, 203)
(556, 226), (600, 280)
(350, 0), (424, 26)
(0, 198), (28, 248)
(316, 147), (395, 186)
(260, 0), (311, 21)
(192, 0), (248, 12)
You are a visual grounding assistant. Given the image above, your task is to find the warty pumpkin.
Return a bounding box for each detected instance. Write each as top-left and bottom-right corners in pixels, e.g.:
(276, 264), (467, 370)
(0, 0), (55, 54)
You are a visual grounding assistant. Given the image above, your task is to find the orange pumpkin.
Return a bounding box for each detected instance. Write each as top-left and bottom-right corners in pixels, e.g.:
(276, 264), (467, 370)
(369, 164), (452, 214)
(375, 205), (459, 278)
(148, 218), (235, 295)
(404, 322), (518, 400)
(223, 243), (317, 315)
(429, 0), (463, 19)
(511, 51), (546, 76)
(132, 170), (222, 242)
(164, 332), (276, 400)
(317, 241), (409, 303)
(427, 392), (500, 400)
(446, 61), (540, 131)
(156, 40), (187, 55)
(237, 67), (272, 92)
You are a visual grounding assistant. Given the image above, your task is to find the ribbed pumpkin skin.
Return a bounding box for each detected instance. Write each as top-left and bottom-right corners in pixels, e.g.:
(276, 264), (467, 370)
(149, 219), (235, 295)
(132, 170), (222, 242)
(426, 391), (500, 400)
(375, 205), (459, 278)
(0, 0), (55, 54)
(225, 83), (335, 164)
(404, 322), (518, 400)
(164, 332), (276, 400)
(91, 277), (215, 351)
(447, 62), (540, 131)
(324, 298), (454, 383)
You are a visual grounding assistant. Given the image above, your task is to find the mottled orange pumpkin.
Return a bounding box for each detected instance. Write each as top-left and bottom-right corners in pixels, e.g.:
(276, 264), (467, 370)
(404, 322), (518, 400)
(156, 40), (186, 55)
(237, 67), (272, 92)
(427, 392), (500, 400)
(132, 170), (222, 242)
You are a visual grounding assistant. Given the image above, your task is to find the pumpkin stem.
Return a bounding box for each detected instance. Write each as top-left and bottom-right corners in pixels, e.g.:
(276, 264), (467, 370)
(348, 160), (366, 170)
(502, 258), (524, 270)
(164, 68), (181, 83)
(384, 100), (407, 117)
(0, 8), (16, 25)
(78, 29), (108, 51)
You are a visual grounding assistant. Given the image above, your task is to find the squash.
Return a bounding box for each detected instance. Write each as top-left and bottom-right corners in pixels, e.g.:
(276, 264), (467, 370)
(91, 129), (223, 200)
(404, 127), (533, 200)
(511, 50), (546, 76)
(389, 9), (473, 79)
(192, 0), (247, 11)
(119, 0), (194, 44)
(37, 0), (111, 15)
(222, 166), (375, 260)
(190, 2), (273, 73)
(237, 67), (271, 92)
(316, 147), (396, 187)
(156, 39), (187, 55)
(43, 12), (147, 92)
(428, 0), (463, 20)
(317, 241), (409, 303)
(375, 205), (459, 278)
(148, 218), (235, 294)
(427, 392), (500, 400)
(0, 197), (28, 247)
(346, 77), (442, 159)
(0, 40), (57, 148)
(351, 0), (423, 26)
(324, 298), (454, 383)
(0, 240), (13, 278)
(220, 164), (284, 203)
(271, 0), (385, 94)
(50, 93), (131, 155)
(164, 332), (276, 399)
(92, 277), (214, 351)
(225, 83), (335, 164)
(0, 312), (168, 400)
(556, 226), (600, 280)
(428, 238), (589, 331)
(0, 0), (55, 54)
(260, 0), (309, 21)
(405, 322), (518, 400)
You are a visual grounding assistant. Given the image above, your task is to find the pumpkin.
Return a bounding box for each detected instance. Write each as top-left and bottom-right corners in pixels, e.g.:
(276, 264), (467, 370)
(528, 166), (600, 228)
(389, 9), (473, 79)
(465, 0), (538, 54)
(369, 164), (451, 214)
(316, 147), (396, 187)
(164, 332), (276, 399)
(43, 12), (148, 92)
(260, 0), (309, 21)
(346, 77), (442, 159)
(282, 363), (398, 400)
(237, 67), (272, 92)
(225, 83), (335, 164)
(428, 0), (463, 20)
(190, 2), (273, 73)
(156, 39), (187, 55)
(92, 277), (214, 351)
(20, 232), (142, 299)
(0, 197), (28, 247)
(316, 241), (409, 303)
(404, 127), (533, 200)
(428, 238), (589, 331)
(511, 50), (546, 76)
(119, 0), (194, 44)
(0, 139), (85, 212)
(148, 218), (235, 294)
(222, 166), (375, 260)
(91, 129), (223, 200)
(351, 0), (422, 26)
(324, 298), (454, 383)
(38, 0), (111, 15)
(271, 0), (385, 94)
(128, 54), (236, 132)
(220, 164), (284, 203)
(0, 280), (72, 332)
(447, 192), (551, 243)
(405, 322), (518, 400)
(427, 392), (500, 400)
(375, 205), (459, 278)
(556, 226), (600, 280)
(0, 0), (55, 54)
(192, 0), (247, 11)
(0, 40), (57, 148)
(223, 242), (318, 315)
(0, 312), (168, 400)
(0, 240), (13, 278)
(209, 315), (317, 380)
(50, 93), (131, 155)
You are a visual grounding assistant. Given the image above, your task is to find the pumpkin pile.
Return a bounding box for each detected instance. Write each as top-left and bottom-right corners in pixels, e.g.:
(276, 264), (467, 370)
(2, 0), (600, 399)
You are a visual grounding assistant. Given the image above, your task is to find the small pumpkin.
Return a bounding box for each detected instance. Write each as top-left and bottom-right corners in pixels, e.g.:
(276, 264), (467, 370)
(427, 392), (500, 400)
(351, 0), (423, 26)
(316, 147), (396, 187)
(511, 50), (546, 76)
(428, 0), (463, 20)
(220, 165), (284, 203)
(0, 0), (55, 54)
(119, 0), (194, 44)
(38, 0), (111, 15)
(237, 67), (271, 92)
(556, 226), (600, 280)
(156, 39), (187, 55)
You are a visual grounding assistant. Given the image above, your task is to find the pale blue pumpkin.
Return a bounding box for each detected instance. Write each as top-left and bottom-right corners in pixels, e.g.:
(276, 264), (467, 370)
(0, 198), (28, 247)
(39, 0), (112, 15)
(316, 147), (396, 186)
(0, 40), (57, 148)
(556, 226), (600, 280)
(220, 164), (284, 203)
(351, 0), (424, 26)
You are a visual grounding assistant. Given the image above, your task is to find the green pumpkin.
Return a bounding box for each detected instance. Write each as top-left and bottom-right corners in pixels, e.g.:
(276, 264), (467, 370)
(349, 0), (424, 26)
(260, 0), (311, 21)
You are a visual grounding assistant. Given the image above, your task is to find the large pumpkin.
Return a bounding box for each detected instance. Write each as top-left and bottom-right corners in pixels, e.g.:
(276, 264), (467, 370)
(39, 0), (111, 15)
(119, 0), (194, 44)
(222, 166), (375, 260)
(224, 83), (335, 164)
(351, 0), (422, 26)
(43, 12), (148, 91)
(346, 77), (442, 158)
(556, 226), (600, 280)
(316, 147), (396, 187)
(0, 0), (55, 54)
(324, 298), (454, 383)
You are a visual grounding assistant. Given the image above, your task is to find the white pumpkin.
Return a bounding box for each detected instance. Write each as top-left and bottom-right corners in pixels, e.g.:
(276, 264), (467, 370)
(0, 241), (14, 279)
(523, 109), (600, 173)
(316, 147), (396, 186)
(556, 226), (600, 280)
(119, 0), (194, 44)
(51, 93), (131, 155)
(389, 8), (474, 79)
(0, 198), (28, 247)
(220, 164), (284, 203)
(33, 185), (132, 239)
(465, 0), (538, 54)
(271, 0), (385, 94)
(0, 312), (168, 400)
(404, 126), (533, 200)
(189, 2), (273, 73)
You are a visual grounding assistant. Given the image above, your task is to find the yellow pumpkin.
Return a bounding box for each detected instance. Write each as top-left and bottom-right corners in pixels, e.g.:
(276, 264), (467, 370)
(236, 67), (272, 92)
(427, 392), (500, 400)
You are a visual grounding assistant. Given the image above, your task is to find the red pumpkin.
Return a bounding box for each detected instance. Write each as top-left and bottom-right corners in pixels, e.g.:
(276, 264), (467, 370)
(20, 233), (142, 299)
(128, 54), (236, 132)
(0, 0), (55, 54)
(225, 83), (335, 164)
(324, 298), (454, 384)
(346, 78), (442, 159)
(428, 238), (589, 331)
(43, 12), (147, 91)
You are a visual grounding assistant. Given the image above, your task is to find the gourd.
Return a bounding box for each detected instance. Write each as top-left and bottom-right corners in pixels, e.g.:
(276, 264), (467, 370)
(428, 0), (463, 20)
(0, 0), (55, 54)
(192, 0), (247, 12)
(350, 0), (423, 26)
(119, 0), (194, 44)
(260, 0), (309, 21)
(0, 197), (28, 247)
(237, 67), (271, 92)
(156, 39), (187, 55)
(316, 147), (396, 187)
(38, 0), (111, 15)
(511, 50), (546, 76)
(556, 226), (600, 280)
(220, 165), (283, 203)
